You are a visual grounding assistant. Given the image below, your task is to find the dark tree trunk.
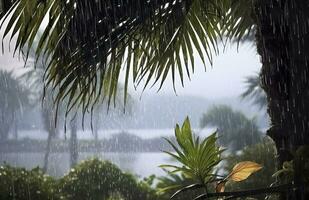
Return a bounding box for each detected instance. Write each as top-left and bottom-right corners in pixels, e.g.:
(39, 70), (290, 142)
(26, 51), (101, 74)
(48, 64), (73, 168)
(254, 0), (309, 199)
(69, 118), (78, 167)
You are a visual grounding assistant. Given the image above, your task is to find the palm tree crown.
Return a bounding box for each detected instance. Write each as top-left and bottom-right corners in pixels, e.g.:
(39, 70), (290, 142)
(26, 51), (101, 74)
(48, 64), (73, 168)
(0, 70), (29, 139)
(0, 0), (254, 114)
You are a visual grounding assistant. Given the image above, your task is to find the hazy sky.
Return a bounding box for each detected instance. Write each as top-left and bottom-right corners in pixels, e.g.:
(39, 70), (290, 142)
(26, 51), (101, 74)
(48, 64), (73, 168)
(134, 43), (261, 99)
(0, 40), (260, 99)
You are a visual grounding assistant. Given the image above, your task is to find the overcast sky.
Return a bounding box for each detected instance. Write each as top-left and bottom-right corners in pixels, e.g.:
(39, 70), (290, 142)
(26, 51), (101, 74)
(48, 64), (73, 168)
(0, 40), (260, 99)
(133, 43), (261, 99)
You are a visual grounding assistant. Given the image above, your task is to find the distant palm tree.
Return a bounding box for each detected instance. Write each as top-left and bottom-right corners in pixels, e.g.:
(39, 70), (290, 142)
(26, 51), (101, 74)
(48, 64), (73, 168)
(241, 73), (267, 109)
(200, 105), (262, 152)
(0, 70), (29, 141)
(22, 61), (61, 172)
(22, 41), (132, 169)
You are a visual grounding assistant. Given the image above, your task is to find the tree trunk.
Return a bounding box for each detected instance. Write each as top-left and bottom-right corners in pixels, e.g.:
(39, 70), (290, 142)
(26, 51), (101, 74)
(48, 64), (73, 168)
(0, 109), (13, 141)
(42, 106), (58, 173)
(254, 0), (309, 199)
(93, 112), (100, 152)
(69, 118), (78, 168)
(13, 114), (18, 140)
(43, 131), (53, 173)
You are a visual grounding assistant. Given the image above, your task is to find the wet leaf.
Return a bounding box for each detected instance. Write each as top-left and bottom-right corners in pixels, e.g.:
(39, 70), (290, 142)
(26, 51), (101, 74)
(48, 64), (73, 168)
(216, 181), (225, 193)
(228, 161), (262, 182)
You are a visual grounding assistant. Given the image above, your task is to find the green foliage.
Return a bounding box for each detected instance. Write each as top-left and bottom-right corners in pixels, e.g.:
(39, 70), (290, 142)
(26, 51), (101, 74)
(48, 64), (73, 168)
(200, 105), (262, 152)
(156, 172), (202, 200)
(223, 138), (277, 199)
(0, 0), (254, 116)
(160, 117), (223, 185)
(273, 145), (309, 185)
(160, 117), (264, 200)
(0, 159), (159, 200)
(59, 158), (158, 200)
(0, 165), (59, 200)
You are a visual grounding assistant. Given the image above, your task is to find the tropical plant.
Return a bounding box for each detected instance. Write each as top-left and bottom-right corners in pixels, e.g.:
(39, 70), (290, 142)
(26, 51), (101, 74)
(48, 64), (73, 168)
(22, 39), (132, 169)
(0, 70), (29, 141)
(160, 118), (263, 199)
(160, 117), (223, 186)
(200, 105), (262, 152)
(0, 165), (60, 200)
(0, 0), (249, 115)
(21, 46), (62, 172)
(0, 159), (159, 200)
(241, 73), (267, 109)
(156, 172), (200, 200)
(223, 137), (277, 199)
(273, 145), (309, 186)
(1, 0), (309, 198)
(59, 158), (158, 200)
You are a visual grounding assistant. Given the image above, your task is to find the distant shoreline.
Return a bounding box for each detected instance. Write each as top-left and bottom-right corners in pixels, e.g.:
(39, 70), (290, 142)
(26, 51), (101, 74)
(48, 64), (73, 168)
(0, 134), (174, 153)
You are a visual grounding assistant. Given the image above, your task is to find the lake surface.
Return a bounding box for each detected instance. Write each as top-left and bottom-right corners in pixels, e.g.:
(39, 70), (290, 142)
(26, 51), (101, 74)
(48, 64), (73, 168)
(17, 128), (215, 140)
(0, 152), (174, 178)
(1, 128), (216, 178)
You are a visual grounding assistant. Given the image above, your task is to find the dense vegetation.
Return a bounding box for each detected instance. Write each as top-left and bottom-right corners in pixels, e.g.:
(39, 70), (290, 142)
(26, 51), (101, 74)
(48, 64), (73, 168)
(223, 138), (277, 199)
(1, 117), (294, 200)
(1, 0), (309, 198)
(0, 159), (159, 200)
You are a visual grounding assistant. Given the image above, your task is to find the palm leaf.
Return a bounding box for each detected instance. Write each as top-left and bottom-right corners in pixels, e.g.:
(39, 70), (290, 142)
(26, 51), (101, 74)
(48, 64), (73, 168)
(0, 0), (254, 117)
(241, 73), (267, 108)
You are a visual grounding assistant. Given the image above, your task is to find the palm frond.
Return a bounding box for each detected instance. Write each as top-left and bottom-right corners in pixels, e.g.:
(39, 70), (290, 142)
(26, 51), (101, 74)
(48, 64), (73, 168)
(222, 0), (255, 43)
(0, 0), (254, 116)
(241, 73), (267, 109)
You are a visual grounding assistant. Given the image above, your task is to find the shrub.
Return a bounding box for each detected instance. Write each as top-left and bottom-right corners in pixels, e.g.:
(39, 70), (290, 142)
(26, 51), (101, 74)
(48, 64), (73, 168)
(0, 165), (59, 200)
(0, 159), (159, 200)
(59, 158), (158, 200)
(223, 137), (277, 199)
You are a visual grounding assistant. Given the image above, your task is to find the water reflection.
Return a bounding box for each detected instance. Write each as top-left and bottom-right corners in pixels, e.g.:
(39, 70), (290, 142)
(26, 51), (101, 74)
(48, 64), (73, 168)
(0, 152), (171, 178)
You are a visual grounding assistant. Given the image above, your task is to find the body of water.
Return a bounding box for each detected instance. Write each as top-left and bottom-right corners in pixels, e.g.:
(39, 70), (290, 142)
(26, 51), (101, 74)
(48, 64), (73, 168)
(16, 128), (215, 140)
(1, 128), (217, 178)
(0, 152), (173, 178)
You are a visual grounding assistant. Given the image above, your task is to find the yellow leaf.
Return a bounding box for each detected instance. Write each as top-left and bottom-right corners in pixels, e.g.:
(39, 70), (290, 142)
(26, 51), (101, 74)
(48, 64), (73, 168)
(228, 161), (262, 182)
(216, 181), (225, 193)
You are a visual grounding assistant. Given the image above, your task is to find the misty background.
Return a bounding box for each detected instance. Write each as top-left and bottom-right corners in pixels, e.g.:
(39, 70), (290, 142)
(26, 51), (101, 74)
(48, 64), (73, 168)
(0, 39), (267, 177)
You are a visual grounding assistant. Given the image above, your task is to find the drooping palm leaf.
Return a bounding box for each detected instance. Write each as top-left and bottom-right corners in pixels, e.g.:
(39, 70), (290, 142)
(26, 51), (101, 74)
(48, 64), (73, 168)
(0, 0), (254, 116)
(241, 74), (267, 109)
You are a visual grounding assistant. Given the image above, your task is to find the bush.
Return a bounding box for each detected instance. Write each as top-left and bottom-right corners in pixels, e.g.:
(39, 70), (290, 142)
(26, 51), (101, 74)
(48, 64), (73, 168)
(156, 172), (202, 200)
(58, 158), (158, 200)
(223, 137), (277, 200)
(0, 159), (159, 200)
(0, 165), (59, 200)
